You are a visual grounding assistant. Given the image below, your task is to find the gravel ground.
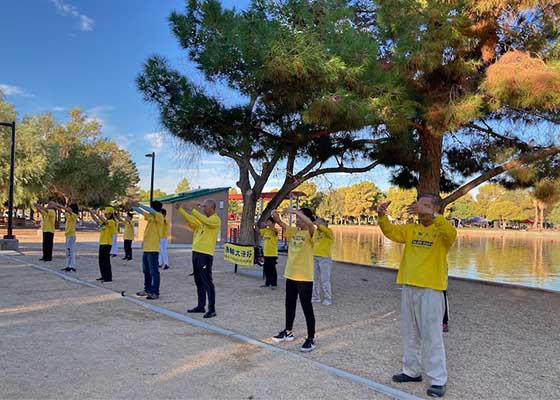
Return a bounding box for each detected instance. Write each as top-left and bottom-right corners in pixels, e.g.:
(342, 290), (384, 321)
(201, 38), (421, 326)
(2, 240), (560, 399)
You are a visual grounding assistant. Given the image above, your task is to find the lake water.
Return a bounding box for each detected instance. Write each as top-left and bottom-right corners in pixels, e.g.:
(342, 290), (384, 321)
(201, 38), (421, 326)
(331, 226), (560, 292)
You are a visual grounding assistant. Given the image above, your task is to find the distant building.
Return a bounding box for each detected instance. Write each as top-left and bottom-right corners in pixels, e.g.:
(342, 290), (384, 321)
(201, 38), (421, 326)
(139, 187), (229, 245)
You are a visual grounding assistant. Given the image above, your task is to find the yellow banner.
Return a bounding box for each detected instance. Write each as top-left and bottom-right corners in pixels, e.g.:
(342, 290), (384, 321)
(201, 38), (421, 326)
(224, 243), (255, 266)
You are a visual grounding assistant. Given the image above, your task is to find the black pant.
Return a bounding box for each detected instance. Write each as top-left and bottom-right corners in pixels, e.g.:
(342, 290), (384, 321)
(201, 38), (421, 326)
(42, 232), (54, 261)
(124, 240), (133, 259)
(98, 245), (112, 281)
(263, 256), (278, 287)
(193, 252), (215, 311)
(285, 278), (315, 339)
(443, 290), (449, 324)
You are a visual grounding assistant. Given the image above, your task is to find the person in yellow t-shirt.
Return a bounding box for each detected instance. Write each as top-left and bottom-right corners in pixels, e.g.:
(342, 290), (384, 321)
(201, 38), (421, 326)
(312, 217), (334, 305)
(270, 207), (317, 353)
(254, 216), (279, 288)
(90, 207), (118, 282)
(132, 201), (164, 300)
(34, 201), (57, 262)
(175, 199), (221, 319)
(377, 194), (457, 399)
(159, 208), (170, 270)
(52, 202), (79, 272)
(120, 212), (135, 261)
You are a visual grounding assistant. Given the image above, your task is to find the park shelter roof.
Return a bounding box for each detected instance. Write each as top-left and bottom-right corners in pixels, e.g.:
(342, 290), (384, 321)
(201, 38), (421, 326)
(228, 191), (306, 201)
(154, 187), (230, 203)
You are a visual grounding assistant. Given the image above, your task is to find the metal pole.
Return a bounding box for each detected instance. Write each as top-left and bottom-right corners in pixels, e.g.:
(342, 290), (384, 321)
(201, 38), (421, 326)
(149, 152), (155, 204)
(2, 122), (15, 239)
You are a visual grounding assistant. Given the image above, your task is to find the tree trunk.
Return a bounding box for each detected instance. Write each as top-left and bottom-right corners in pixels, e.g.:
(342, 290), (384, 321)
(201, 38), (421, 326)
(238, 192), (258, 245)
(418, 130), (443, 196)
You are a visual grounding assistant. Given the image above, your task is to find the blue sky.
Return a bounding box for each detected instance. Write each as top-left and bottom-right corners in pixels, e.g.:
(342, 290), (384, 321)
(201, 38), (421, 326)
(0, 0), (392, 194)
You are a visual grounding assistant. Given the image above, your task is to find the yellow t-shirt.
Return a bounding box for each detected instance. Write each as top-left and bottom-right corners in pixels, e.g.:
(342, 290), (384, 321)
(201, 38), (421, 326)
(64, 212), (78, 237)
(99, 219), (117, 245)
(123, 220), (134, 241)
(378, 215), (457, 291)
(260, 228), (278, 257)
(40, 209), (56, 233)
(143, 212), (163, 252)
(284, 226), (314, 282)
(178, 208), (221, 256)
(161, 218), (168, 239)
(313, 225), (334, 258)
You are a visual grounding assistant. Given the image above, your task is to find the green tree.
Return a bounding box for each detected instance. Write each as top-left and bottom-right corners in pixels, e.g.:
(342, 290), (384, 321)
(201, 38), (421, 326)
(343, 181), (383, 224)
(385, 187), (417, 221)
(45, 109), (139, 207)
(175, 177), (190, 194)
(228, 188), (241, 216)
(364, 1), (560, 207)
(475, 184), (507, 217)
(548, 201), (560, 226)
(446, 193), (477, 220)
(137, 0), (386, 244)
(486, 200), (525, 226)
(316, 188), (346, 224)
(0, 103), (50, 209)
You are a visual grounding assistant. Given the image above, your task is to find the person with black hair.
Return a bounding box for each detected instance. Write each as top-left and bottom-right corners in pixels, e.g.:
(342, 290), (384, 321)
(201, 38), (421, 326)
(34, 201), (57, 262)
(52, 202), (79, 272)
(159, 208), (170, 270)
(90, 207), (117, 282)
(175, 199), (221, 319)
(254, 216), (278, 288)
(271, 207), (317, 352)
(121, 212), (134, 261)
(132, 201), (164, 300)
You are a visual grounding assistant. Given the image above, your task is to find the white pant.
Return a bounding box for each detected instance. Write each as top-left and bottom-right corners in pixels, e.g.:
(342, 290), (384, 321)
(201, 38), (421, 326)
(312, 256), (332, 302)
(110, 234), (118, 255)
(65, 235), (76, 268)
(159, 238), (168, 266)
(400, 285), (447, 386)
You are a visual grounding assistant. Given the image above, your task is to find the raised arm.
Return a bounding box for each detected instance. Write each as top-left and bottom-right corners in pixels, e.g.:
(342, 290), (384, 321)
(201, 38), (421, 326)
(376, 202), (407, 243)
(192, 208), (220, 227)
(292, 209), (315, 236)
(52, 201), (73, 214)
(271, 210), (287, 230)
(175, 204), (201, 231)
(34, 203), (47, 213)
(317, 224), (333, 239)
(433, 215), (457, 248)
(137, 203), (156, 215)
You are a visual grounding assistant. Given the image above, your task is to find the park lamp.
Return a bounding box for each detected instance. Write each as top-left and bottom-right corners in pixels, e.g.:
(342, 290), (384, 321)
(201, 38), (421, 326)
(145, 152), (155, 204)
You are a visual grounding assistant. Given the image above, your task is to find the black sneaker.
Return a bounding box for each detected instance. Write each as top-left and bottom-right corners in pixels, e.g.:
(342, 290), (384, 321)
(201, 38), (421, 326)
(187, 307), (205, 313)
(136, 291), (148, 297)
(392, 373), (422, 383)
(427, 385), (446, 398)
(146, 293), (159, 300)
(163, 265), (170, 270)
(272, 330), (294, 343)
(69, 268), (76, 272)
(96, 277), (104, 281)
(300, 338), (316, 352)
(189, 272), (194, 276)
(203, 311), (216, 318)
(61, 267), (71, 272)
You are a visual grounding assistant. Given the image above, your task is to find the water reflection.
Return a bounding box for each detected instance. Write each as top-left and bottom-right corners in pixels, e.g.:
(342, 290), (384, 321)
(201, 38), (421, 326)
(332, 227), (560, 292)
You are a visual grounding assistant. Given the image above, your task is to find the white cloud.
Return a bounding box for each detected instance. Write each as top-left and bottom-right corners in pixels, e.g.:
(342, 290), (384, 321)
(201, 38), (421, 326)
(51, 0), (95, 32)
(85, 105), (113, 129)
(0, 84), (34, 97)
(144, 132), (165, 152)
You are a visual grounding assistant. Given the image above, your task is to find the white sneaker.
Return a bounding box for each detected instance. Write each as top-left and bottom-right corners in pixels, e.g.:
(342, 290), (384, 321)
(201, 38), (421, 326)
(311, 298), (321, 303)
(322, 299), (332, 305)
(272, 330), (295, 342)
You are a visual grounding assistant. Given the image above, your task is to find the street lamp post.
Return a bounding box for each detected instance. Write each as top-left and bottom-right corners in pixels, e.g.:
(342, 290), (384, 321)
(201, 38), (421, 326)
(145, 152), (155, 203)
(1, 121), (18, 249)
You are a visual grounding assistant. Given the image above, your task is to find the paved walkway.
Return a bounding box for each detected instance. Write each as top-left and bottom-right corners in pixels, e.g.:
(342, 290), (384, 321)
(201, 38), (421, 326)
(1, 240), (560, 399)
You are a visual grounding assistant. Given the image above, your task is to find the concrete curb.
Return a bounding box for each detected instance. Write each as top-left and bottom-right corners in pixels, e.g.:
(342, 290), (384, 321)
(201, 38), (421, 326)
(0, 253), (422, 400)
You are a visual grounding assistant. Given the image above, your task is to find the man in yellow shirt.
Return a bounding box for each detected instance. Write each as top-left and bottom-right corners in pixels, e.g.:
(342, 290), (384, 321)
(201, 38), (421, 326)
(175, 199), (221, 318)
(90, 207), (118, 282)
(121, 212), (135, 261)
(133, 201), (164, 300)
(34, 201), (57, 262)
(312, 217), (334, 305)
(52, 202), (79, 272)
(254, 216), (278, 288)
(377, 194), (457, 399)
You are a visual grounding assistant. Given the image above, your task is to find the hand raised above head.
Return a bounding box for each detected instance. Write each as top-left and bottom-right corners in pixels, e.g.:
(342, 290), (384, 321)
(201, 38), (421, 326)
(174, 203), (181, 210)
(376, 201), (391, 215)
